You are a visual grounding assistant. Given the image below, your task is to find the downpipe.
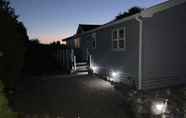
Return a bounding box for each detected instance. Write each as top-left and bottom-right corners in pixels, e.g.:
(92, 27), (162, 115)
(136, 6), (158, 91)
(136, 17), (143, 90)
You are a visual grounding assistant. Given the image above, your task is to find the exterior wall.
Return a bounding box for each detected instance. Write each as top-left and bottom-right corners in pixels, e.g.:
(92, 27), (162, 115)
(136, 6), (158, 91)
(142, 3), (186, 89)
(79, 36), (88, 61)
(88, 19), (140, 84)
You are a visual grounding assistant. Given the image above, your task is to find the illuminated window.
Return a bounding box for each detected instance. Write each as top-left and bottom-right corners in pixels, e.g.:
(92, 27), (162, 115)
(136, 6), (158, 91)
(112, 27), (126, 50)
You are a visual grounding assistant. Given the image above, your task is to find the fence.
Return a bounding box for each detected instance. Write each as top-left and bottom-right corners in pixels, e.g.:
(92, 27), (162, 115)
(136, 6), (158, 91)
(23, 44), (74, 75)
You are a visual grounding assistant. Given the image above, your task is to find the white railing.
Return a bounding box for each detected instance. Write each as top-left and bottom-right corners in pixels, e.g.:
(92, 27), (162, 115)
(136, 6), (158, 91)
(73, 55), (76, 71)
(89, 54), (92, 68)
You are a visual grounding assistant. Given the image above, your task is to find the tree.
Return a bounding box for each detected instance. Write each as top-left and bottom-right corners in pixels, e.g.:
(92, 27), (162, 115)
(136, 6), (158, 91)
(29, 38), (40, 45)
(0, 0), (29, 117)
(0, 0), (28, 96)
(115, 6), (143, 20)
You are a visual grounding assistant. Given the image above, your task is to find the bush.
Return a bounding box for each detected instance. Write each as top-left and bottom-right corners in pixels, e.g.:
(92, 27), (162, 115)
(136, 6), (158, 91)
(0, 80), (17, 118)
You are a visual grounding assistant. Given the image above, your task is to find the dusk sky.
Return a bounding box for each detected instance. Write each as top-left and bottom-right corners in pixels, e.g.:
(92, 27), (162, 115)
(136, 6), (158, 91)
(10, 0), (167, 44)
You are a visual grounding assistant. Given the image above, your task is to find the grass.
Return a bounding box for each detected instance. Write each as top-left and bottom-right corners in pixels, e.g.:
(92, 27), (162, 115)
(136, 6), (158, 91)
(0, 80), (17, 118)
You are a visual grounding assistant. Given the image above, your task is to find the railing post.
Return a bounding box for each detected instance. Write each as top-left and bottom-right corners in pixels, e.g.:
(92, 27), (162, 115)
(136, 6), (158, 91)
(71, 49), (74, 70)
(71, 49), (73, 62)
(74, 56), (76, 71)
(89, 55), (92, 68)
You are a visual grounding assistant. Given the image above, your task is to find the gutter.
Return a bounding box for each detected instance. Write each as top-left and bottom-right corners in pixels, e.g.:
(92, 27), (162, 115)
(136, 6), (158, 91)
(136, 17), (143, 90)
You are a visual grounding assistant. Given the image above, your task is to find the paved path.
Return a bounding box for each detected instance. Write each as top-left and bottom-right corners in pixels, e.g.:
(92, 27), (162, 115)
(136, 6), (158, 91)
(12, 75), (131, 118)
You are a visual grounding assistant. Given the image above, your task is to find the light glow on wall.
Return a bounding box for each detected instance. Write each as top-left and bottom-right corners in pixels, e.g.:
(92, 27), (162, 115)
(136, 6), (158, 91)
(109, 71), (121, 82)
(151, 99), (168, 115)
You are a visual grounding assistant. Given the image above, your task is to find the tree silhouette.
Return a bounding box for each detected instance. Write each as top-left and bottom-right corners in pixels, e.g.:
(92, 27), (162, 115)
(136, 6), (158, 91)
(0, 0), (29, 92)
(50, 41), (61, 45)
(115, 6), (143, 20)
(29, 38), (40, 45)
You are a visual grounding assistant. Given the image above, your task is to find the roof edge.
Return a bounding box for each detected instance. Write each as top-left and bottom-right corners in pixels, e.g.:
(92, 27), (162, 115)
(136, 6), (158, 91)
(141, 0), (186, 17)
(64, 0), (186, 39)
(82, 0), (186, 36)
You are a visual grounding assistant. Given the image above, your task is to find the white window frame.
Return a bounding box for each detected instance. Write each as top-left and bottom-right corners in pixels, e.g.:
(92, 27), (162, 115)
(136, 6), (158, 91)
(112, 27), (126, 51)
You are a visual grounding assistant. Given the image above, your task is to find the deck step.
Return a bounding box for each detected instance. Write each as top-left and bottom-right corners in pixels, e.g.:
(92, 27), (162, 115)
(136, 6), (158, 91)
(75, 69), (89, 73)
(76, 71), (89, 75)
(76, 65), (88, 70)
(72, 61), (90, 75)
(76, 62), (88, 66)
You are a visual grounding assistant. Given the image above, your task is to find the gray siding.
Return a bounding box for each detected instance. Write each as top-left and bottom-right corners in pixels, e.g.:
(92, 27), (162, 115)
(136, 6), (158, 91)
(142, 3), (186, 89)
(66, 39), (75, 48)
(89, 19), (140, 83)
(79, 36), (89, 61)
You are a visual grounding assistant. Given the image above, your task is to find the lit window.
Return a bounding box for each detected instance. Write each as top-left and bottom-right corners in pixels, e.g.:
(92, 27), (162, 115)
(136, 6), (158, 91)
(112, 27), (126, 50)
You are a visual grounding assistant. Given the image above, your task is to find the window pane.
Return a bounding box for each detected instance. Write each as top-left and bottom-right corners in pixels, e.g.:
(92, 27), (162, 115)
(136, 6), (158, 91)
(119, 29), (124, 38)
(119, 40), (125, 48)
(113, 30), (117, 39)
(92, 33), (96, 39)
(92, 40), (96, 48)
(113, 41), (118, 48)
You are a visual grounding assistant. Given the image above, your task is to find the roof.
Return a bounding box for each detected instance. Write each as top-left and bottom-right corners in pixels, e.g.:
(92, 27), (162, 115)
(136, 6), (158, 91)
(76, 24), (101, 34)
(81, 0), (186, 36)
(79, 24), (101, 31)
(63, 0), (186, 41)
(62, 24), (101, 41)
(62, 35), (76, 41)
(141, 0), (186, 17)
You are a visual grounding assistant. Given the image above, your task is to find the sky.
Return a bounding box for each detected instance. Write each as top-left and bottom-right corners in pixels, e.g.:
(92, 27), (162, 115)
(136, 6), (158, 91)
(10, 0), (167, 44)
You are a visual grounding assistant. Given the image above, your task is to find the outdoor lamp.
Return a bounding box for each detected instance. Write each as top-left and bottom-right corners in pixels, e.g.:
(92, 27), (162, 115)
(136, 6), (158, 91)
(111, 72), (118, 78)
(151, 99), (168, 116)
(111, 71), (120, 78)
(109, 71), (120, 82)
(91, 65), (99, 73)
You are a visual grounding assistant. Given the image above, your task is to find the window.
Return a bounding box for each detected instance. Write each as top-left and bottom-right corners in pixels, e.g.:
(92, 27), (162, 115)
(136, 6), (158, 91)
(112, 27), (126, 50)
(92, 33), (96, 49)
(119, 29), (124, 38)
(113, 30), (117, 39)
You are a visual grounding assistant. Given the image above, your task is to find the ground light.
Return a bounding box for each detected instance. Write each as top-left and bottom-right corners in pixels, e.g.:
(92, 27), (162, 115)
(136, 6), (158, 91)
(151, 99), (168, 118)
(91, 65), (99, 73)
(109, 71), (121, 82)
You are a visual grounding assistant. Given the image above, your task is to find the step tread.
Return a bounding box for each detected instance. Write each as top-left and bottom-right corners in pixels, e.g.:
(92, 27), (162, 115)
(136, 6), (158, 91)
(76, 66), (88, 70)
(76, 62), (88, 66)
(75, 69), (89, 72)
(76, 72), (89, 75)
